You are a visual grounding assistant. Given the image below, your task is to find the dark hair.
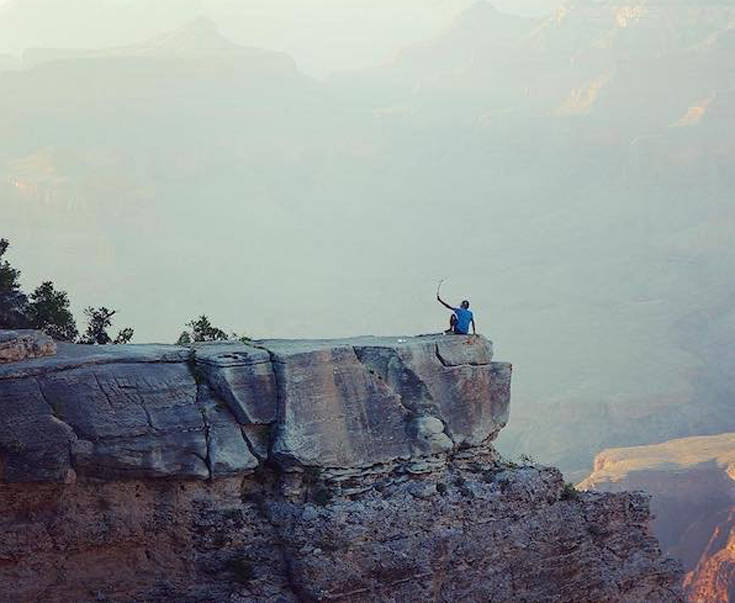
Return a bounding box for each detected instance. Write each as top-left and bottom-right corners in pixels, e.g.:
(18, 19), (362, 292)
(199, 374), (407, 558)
(461, 300), (470, 309)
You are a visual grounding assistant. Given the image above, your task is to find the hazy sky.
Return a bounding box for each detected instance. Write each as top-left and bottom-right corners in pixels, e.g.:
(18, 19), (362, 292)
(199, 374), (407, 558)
(3, 0), (734, 476)
(0, 0), (558, 76)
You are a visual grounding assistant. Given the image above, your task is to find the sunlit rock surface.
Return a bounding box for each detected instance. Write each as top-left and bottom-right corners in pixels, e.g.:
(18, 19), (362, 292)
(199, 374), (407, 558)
(684, 508), (735, 603)
(0, 332), (681, 601)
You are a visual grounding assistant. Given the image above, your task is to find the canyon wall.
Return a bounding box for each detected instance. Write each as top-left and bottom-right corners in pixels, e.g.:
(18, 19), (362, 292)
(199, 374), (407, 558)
(580, 433), (735, 602)
(0, 332), (681, 601)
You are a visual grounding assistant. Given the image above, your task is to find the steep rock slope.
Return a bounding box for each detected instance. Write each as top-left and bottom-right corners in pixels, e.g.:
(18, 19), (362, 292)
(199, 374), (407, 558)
(0, 333), (681, 601)
(684, 508), (735, 603)
(580, 433), (735, 601)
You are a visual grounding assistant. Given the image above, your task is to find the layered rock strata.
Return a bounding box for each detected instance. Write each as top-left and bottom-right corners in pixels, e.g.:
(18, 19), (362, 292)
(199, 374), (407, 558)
(0, 333), (681, 601)
(580, 433), (734, 602)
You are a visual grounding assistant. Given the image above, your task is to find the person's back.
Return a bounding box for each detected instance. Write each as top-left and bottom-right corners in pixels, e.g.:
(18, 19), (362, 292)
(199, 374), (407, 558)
(452, 305), (473, 335)
(437, 294), (476, 336)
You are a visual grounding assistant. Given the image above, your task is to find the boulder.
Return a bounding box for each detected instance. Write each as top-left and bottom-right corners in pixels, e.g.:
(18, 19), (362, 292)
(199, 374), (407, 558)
(267, 342), (414, 468)
(193, 341), (277, 424)
(0, 330), (56, 363)
(263, 335), (511, 468)
(352, 336), (511, 447)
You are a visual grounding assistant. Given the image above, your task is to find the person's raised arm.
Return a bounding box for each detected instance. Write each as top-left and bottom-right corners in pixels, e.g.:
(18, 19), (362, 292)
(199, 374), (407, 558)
(437, 294), (455, 311)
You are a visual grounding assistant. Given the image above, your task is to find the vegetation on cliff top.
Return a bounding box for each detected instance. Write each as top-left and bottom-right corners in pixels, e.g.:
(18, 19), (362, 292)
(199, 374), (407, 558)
(176, 314), (250, 346)
(0, 237), (134, 344)
(2, 238), (247, 347)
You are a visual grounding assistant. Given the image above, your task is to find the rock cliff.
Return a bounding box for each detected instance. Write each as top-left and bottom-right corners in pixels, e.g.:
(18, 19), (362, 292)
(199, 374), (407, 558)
(579, 433), (735, 602)
(0, 333), (681, 601)
(684, 508), (735, 603)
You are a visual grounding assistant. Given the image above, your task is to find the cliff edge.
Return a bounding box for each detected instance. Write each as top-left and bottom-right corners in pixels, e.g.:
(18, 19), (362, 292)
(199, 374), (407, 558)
(0, 333), (681, 601)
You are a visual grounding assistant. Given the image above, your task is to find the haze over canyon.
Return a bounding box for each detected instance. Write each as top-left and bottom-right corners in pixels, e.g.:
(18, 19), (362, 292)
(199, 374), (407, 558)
(2, 1), (734, 598)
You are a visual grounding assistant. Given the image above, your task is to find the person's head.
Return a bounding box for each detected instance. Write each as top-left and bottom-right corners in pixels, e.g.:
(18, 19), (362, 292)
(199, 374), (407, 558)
(461, 300), (470, 309)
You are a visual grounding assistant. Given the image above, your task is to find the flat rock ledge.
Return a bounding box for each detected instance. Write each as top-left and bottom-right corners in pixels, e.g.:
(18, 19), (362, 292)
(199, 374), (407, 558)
(0, 333), (510, 483)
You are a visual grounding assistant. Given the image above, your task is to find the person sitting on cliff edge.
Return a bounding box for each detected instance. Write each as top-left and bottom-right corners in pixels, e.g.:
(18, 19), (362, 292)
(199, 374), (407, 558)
(437, 294), (476, 336)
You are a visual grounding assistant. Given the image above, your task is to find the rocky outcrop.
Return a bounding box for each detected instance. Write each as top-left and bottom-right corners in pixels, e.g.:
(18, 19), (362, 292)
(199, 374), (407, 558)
(579, 433), (735, 602)
(0, 456), (682, 602)
(0, 332), (682, 601)
(0, 335), (508, 483)
(0, 329), (55, 363)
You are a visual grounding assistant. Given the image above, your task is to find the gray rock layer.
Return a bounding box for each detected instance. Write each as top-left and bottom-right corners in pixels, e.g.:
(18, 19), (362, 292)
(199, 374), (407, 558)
(0, 334), (509, 482)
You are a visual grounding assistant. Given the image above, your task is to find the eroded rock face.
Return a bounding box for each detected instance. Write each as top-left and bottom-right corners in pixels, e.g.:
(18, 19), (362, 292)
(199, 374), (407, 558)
(194, 341), (277, 424)
(266, 336), (510, 469)
(683, 509), (735, 603)
(261, 336), (506, 469)
(0, 341), (264, 483)
(0, 454), (682, 602)
(0, 334), (510, 482)
(0, 331), (682, 601)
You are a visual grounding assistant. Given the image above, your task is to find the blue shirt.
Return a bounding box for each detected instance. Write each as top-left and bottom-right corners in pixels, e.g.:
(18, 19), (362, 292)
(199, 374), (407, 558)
(453, 307), (473, 334)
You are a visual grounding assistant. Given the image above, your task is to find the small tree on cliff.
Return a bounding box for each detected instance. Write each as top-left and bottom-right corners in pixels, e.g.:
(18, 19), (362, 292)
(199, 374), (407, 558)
(176, 314), (229, 345)
(79, 307), (134, 345)
(0, 238), (29, 329)
(27, 281), (78, 342)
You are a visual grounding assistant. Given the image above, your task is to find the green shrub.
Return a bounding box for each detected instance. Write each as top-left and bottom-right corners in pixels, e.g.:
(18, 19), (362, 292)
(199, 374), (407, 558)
(561, 482), (580, 501)
(518, 454), (537, 466)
